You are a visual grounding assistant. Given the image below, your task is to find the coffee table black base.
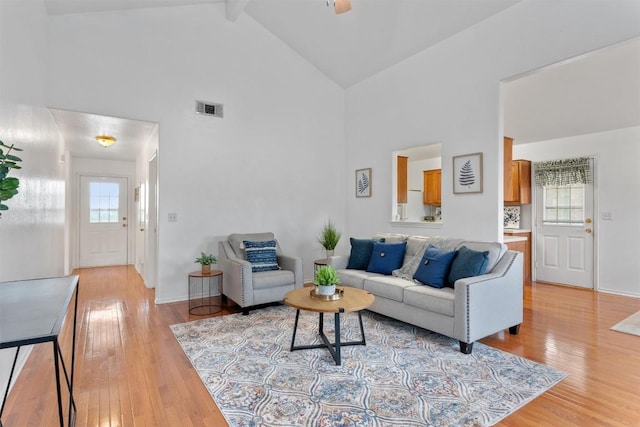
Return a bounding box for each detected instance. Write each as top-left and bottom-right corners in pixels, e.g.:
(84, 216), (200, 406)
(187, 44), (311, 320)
(289, 308), (367, 365)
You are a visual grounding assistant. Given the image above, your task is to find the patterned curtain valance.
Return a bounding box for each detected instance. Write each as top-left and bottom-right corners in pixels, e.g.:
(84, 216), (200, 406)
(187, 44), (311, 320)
(534, 157), (592, 186)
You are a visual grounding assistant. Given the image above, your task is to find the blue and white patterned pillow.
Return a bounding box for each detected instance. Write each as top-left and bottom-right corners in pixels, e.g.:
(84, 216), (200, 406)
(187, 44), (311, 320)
(243, 240), (279, 272)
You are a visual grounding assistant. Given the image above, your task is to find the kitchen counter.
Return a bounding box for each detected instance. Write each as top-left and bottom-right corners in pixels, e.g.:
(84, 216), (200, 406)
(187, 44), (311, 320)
(503, 235), (527, 243)
(504, 229), (532, 234)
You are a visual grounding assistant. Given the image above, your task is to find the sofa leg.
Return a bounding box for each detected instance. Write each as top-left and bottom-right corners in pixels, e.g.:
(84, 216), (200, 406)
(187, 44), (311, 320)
(509, 324), (521, 335)
(242, 309), (250, 315)
(459, 341), (473, 354)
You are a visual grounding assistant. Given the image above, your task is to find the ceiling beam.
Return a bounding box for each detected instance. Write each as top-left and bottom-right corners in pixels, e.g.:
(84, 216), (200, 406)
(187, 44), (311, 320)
(226, 0), (250, 22)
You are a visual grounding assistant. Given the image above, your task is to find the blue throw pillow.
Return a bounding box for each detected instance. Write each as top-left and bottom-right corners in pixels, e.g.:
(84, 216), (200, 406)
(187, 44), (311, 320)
(366, 241), (407, 275)
(413, 246), (457, 288)
(346, 237), (384, 270)
(243, 240), (279, 272)
(448, 245), (490, 286)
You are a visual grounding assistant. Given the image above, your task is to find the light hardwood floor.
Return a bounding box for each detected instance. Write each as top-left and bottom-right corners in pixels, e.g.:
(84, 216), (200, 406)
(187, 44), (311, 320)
(2, 265), (639, 426)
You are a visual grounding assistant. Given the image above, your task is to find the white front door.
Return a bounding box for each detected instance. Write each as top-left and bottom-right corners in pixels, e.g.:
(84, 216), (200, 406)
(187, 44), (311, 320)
(534, 163), (594, 288)
(79, 176), (129, 267)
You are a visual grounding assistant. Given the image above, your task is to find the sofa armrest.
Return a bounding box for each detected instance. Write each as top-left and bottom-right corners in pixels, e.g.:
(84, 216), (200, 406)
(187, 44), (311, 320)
(277, 254), (303, 288)
(453, 250), (523, 343)
(218, 241), (254, 306)
(327, 255), (349, 270)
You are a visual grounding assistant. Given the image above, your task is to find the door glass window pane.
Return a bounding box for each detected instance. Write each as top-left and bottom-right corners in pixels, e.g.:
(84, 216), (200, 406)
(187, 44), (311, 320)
(543, 184), (584, 225)
(89, 182), (119, 223)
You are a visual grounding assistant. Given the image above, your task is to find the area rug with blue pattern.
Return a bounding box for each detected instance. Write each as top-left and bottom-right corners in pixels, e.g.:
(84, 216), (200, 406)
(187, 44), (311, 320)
(171, 305), (565, 426)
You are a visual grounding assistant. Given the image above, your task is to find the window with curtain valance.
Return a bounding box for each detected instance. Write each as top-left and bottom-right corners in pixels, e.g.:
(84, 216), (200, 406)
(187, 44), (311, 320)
(534, 157), (592, 186)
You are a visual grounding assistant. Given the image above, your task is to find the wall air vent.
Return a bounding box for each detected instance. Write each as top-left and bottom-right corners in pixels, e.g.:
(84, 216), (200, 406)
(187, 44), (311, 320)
(195, 100), (224, 118)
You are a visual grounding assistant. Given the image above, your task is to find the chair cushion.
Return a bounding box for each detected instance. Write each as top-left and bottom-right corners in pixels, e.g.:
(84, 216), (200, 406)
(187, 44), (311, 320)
(346, 237), (383, 270)
(366, 241), (407, 275)
(413, 246), (457, 288)
(448, 245), (489, 286)
(244, 240), (279, 272)
(252, 269), (295, 290)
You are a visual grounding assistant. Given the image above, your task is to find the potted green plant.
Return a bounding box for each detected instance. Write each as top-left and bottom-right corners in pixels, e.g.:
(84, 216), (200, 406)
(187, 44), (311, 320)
(0, 139), (23, 218)
(314, 265), (340, 296)
(195, 252), (217, 274)
(317, 220), (341, 258)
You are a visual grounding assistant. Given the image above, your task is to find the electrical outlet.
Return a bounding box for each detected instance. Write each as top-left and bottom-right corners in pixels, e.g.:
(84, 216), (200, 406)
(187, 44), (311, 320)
(168, 213), (178, 222)
(601, 212), (612, 220)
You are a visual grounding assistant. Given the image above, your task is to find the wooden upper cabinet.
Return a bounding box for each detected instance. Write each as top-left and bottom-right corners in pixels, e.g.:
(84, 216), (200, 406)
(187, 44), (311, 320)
(423, 169), (441, 205)
(506, 160), (532, 205)
(397, 156), (408, 204)
(504, 137), (513, 201)
(504, 137), (531, 205)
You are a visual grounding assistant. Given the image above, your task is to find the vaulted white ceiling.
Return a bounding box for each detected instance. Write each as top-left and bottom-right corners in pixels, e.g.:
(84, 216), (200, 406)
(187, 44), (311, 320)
(41, 0), (639, 160)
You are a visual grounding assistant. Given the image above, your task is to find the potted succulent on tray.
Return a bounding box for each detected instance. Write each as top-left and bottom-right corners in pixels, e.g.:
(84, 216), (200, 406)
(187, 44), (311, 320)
(317, 220), (341, 259)
(195, 252), (217, 274)
(314, 265), (340, 296)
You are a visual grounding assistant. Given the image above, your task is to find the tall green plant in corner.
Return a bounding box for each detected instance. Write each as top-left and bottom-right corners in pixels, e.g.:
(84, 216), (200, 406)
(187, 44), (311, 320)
(0, 139), (23, 218)
(317, 220), (341, 257)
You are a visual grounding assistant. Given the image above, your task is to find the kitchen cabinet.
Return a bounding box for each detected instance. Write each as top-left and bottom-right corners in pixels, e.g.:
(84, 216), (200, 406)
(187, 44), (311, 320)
(504, 231), (532, 282)
(505, 160), (532, 205)
(504, 136), (531, 205)
(423, 169), (441, 205)
(397, 156), (408, 204)
(504, 137), (513, 201)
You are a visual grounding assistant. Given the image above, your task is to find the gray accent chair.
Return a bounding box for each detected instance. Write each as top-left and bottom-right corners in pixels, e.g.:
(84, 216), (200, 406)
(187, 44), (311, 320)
(218, 232), (303, 314)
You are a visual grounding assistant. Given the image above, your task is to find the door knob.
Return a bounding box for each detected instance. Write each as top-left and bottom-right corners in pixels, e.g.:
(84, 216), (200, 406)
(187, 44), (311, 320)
(585, 228), (592, 233)
(585, 218), (592, 224)
(123, 224), (127, 227)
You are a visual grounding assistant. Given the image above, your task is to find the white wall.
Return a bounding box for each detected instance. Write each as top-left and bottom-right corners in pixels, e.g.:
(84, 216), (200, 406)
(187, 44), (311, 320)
(0, 0), (68, 397)
(345, 1), (640, 242)
(0, 103), (67, 398)
(514, 127), (640, 297)
(46, 4), (346, 302)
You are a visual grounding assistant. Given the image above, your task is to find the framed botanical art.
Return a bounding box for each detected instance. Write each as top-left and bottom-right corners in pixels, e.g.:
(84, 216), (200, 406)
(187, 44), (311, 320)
(355, 168), (372, 197)
(453, 152), (483, 194)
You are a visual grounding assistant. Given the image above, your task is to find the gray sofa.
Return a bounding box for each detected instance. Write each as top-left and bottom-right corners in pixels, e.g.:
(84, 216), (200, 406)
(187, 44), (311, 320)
(328, 233), (523, 354)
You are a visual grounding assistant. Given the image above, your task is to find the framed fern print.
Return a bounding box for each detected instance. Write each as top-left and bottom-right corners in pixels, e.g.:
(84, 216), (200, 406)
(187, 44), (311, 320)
(453, 153), (483, 194)
(355, 168), (372, 197)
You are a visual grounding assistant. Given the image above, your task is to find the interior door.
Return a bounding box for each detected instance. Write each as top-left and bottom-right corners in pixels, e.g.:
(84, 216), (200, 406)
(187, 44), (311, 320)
(534, 161), (594, 288)
(79, 176), (128, 267)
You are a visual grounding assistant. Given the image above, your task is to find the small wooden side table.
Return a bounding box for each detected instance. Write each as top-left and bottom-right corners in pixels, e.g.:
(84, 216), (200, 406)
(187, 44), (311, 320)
(188, 270), (223, 315)
(314, 258), (329, 280)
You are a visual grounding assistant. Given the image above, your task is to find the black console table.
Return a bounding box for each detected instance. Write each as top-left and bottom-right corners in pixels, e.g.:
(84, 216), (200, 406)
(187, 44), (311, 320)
(0, 275), (80, 427)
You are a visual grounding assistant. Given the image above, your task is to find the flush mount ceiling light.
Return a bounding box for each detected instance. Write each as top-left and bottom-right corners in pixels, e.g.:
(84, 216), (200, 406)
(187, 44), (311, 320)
(95, 135), (116, 148)
(328, 0), (351, 14)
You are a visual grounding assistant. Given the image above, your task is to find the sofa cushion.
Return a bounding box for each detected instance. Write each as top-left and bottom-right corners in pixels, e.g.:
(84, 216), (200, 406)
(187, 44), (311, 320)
(335, 269), (375, 289)
(456, 241), (506, 272)
(244, 240), (279, 272)
(413, 246), (457, 288)
(448, 245), (490, 286)
(372, 232), (409, 244)
(392, 237), (465, 280)
(346, 238), (382, 270)
(366, 241), (407, 275)
(364, 276), (415, 302)
(404, 285), (455, 317)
